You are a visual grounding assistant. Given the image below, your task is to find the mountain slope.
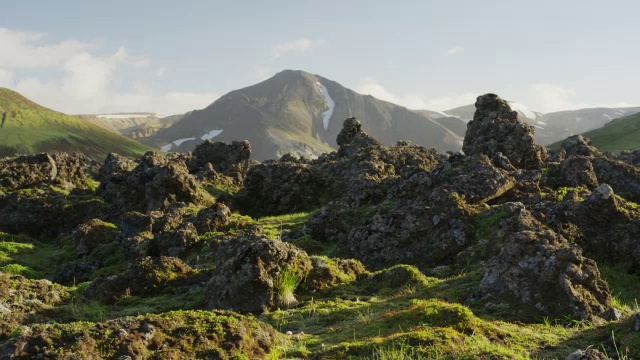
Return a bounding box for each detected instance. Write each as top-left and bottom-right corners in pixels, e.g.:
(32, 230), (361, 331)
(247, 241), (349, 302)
(550, 112), (640, 152)
(0, 88), (154, 159)
(150, 70), (463, 160)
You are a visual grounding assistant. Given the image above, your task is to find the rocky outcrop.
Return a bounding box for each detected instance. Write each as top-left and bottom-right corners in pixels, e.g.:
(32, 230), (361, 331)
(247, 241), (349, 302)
(432, 154), (515, 204)
(0, 273), (69, 340)
(205, 234), (312, 313)
(547, 184), (640, 270)
(241, 161), (326, 215)
(479, 230), (610, 321)
(462, 94), (547, 170)
(304, 256), (367, 292)
(99, 152), (212, 212)
(312, 189), (473, 270)
(85, 256), (202, 303)
(189, 140), (252, 181)
(461, 203), (612, 321)
(0, 310), (279, 359)
(118, 210), (201, 260)
(0, 152), (91, 191)
(193, 202), (232, 233)
(73, 219), (119, 257)
(336, 116), (382, 157)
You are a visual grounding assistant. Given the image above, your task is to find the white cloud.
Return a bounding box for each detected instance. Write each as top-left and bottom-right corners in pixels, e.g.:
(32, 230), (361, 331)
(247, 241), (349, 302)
(354, 78), (476, 111)
(271, 38), (325, 59)
(0, 28), (90, 69)
(528, 83), (638, 113)
(445, 46), (465, 56)
(3, 28), (216, 116)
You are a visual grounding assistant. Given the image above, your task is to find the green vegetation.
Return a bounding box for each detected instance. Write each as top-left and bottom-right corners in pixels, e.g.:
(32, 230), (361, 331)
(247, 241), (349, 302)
(0, 88), (154, 159)
(549, 112), (640, 152)
(276, 268), (303, 308)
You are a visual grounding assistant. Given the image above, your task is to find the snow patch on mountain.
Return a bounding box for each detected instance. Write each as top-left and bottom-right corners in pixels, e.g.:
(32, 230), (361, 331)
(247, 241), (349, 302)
(316, 81), (335, 130)
(161, 144), (173, 152)
(508, 102), (539, 120)
(173, 138), (196, 146)
(603, 114), (613, 120)
(201, 129), (223, 141)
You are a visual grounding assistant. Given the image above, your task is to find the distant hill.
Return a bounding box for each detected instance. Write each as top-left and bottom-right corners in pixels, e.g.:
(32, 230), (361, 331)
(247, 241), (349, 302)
(148, 70), (463, 160)
(550, 112), (640, 152)
(0, 88), (154, 159)
(81, 112), (184, 140)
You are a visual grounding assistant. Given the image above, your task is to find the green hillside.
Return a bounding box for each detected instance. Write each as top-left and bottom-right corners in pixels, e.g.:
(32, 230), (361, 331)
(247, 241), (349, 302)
(549, 112), (640, 152)
(580, 112), (640, 152)
(0, 88), (154, 160)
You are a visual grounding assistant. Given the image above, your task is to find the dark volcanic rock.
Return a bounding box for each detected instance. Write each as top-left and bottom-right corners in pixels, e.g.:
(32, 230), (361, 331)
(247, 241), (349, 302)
(205, 234), (312, 313)
(304, 256), (367, 292)
(54, 261), (101, 285)
(335, 190), (473, 270)
(241, 161), (325, 215)
(336, 116), (382, 157)
(193, 202), (232, 233)
(548, 184), (640, 270)
(118, 210), (201, 260)
(0, 191), (108, 238)
(560, 155), (599, 189)
(99, 152), (211, 212)
(479, 230), (610, 321)
(190, 140), (252, 181)
(85, 256), (200, 303)
(432, 154), (516, 204)
(591, 156), (640, 203)
(1, 310), (279, 360)
(0, 152), (91, 191)
(74, 219), (119, 257)
(560, 135), (601, 158)
(462, 94), (547, 170)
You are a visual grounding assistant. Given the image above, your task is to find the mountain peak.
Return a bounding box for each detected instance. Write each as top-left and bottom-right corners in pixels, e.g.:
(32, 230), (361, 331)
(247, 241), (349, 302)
(0, 87), (48, 112)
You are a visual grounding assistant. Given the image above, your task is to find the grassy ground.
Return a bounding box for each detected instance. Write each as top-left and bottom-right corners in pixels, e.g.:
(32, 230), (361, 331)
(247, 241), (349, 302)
(1, 210), (639, 359)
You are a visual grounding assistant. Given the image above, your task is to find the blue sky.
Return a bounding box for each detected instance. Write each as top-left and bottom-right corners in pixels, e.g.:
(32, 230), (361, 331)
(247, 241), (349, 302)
(1, 0), (638, 115)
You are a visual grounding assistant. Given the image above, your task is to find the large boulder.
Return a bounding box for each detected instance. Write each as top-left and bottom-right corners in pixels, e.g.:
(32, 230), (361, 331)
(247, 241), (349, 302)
(189, 140), (252, 181)
(85, 256), (201, 303)
(118, 210), (200, 260)
(547, 184), (640, 270)
(462, 94), (547, 170)
(324, 189), (473, 270)
(241, 161), (326, 215)
(479, 230), (611, 321)
(336, 116), (381, 157)
(99, 152), (212, 212)
(73, 219), (119, 257)
(205, 234), (312, 313)
(463, 203), (612, 321)
(560, 135), (601, 159)
(432, 154), (516, 204)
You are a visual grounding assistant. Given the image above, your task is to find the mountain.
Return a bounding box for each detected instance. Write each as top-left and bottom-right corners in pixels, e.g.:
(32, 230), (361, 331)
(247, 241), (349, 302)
(0, 88), (154, 159)
(441, 102), (640, 146)
(149, 70), (463, 160)
(81, 112), (184, 139)
(550, 112), (640, 152)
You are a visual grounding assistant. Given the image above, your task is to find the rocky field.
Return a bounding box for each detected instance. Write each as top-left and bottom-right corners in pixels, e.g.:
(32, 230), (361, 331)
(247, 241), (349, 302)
(0, 94), (639, 359)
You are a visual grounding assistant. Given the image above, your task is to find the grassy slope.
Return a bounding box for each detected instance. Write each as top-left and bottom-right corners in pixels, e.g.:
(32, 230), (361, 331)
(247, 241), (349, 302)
(0, 88), (154, 160)
(549, 112), (640, 152)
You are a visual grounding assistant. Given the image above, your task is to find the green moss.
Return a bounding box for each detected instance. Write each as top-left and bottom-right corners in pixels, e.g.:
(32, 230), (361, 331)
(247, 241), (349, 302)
(475, 210), (510, 238)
